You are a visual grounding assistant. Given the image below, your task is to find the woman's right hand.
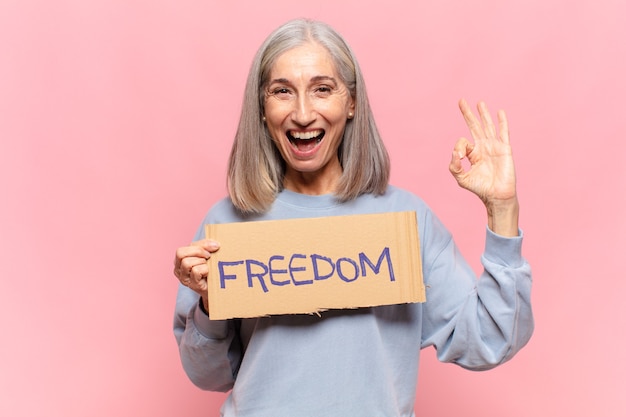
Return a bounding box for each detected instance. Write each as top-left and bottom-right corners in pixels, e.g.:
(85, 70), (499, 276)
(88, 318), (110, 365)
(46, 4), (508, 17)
(173, 239), (220, 311)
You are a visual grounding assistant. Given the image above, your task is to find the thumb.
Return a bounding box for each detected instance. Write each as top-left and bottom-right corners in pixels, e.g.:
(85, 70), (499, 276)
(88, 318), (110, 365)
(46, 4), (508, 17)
(193, 238), (221, 252)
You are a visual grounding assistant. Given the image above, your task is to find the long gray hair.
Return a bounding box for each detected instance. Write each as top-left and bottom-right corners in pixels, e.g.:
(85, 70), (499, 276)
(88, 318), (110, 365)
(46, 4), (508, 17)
(227, 18), (390, 213)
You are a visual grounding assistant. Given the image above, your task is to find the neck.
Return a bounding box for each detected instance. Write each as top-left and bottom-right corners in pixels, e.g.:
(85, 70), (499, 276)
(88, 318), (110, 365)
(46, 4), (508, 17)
(283, 165), (342, 196)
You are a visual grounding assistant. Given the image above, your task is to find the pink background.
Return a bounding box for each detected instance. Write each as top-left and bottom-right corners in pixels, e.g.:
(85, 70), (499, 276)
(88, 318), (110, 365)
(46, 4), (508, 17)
(1, 1), (624, 416)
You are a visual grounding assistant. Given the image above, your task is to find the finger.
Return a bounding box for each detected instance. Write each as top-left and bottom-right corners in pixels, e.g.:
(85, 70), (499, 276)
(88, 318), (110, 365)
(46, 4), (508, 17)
(186, 264), (209, 295)
(449, 137), (474, 176)
(179, 255), (210, 276)
(189, 263), (209, 288)
(452, 136), (474, 159)
(458, 98), (485, 141)
(478, 101), (497, 139)
(192, 238), (220, 252)
(176, 257), (209, 294)
(497, 109), (510, 144)
(175, 245), (210, 262)
(449, 149), (463, 176)
(174, 248), (213, 283)
(173, 239), (220, 269)
(174, 248), (207, 274)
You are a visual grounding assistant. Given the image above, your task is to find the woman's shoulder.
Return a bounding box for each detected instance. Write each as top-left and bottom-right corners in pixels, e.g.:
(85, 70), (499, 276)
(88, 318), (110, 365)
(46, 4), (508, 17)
(205, 196), (249, 223)
(380, 184), (430, 211)
(383, 185), (452, 249)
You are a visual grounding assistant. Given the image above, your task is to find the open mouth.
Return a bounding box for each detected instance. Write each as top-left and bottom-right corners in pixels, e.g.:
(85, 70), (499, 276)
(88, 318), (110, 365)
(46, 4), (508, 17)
(287, 129), (325, 152)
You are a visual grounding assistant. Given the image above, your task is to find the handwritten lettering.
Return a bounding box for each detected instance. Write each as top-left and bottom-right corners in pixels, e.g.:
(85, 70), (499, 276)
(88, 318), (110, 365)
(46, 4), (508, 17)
(217, 247), (395, 292)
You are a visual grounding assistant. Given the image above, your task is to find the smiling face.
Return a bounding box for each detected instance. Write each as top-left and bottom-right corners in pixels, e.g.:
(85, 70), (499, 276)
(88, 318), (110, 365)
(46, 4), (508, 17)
(263, 42), (355, 194)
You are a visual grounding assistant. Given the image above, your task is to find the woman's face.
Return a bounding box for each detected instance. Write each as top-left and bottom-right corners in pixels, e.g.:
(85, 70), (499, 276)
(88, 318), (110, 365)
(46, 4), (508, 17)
(264, 42), (355, 194)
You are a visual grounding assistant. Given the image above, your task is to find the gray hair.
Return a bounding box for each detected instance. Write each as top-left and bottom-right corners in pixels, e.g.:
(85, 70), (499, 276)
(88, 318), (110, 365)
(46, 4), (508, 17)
(227, 18), (390, 213)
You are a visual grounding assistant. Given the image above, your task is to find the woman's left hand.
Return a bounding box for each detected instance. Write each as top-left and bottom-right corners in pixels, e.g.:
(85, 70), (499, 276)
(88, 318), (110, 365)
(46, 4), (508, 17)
(449, 99), (520, 236)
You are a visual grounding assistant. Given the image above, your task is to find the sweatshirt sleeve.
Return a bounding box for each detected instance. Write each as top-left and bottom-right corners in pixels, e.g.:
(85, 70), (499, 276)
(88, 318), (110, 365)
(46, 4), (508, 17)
(420, 210), (534, 370)
(173, 284), (241, 391)
(172, 207), (243, 391)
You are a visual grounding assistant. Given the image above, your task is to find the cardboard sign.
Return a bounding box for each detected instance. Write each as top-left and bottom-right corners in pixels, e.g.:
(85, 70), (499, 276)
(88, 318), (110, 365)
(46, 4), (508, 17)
(205, 211), (425, 319)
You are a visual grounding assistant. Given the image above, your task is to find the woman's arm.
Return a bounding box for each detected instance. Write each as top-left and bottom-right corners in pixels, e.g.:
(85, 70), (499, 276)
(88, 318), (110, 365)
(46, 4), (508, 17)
(173, 238), (241, 391)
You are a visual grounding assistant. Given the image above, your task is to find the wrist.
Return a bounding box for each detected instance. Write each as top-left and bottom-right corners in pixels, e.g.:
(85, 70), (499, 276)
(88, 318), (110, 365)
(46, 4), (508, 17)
(486, 196), (520, 237)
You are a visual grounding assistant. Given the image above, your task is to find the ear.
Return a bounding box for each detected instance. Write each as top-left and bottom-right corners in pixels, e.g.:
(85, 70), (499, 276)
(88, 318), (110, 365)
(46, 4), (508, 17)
(347, 99), (355, 119)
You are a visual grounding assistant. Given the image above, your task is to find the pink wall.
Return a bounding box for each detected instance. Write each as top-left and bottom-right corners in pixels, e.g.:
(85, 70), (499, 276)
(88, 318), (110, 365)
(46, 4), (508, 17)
(1, 1), (624, 416)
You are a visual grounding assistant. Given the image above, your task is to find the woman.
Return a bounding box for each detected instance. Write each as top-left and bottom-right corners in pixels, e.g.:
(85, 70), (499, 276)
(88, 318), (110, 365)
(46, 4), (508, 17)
(173, 18), (533, 416)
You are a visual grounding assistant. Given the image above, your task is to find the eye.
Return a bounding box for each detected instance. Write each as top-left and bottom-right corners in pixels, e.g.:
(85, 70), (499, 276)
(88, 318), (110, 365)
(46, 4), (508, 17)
(268, 86), (293, 99)
(313, 85), (333, 97)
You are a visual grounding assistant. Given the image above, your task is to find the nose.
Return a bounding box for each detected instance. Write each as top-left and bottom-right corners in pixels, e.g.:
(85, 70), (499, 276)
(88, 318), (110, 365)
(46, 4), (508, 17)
(291, 93), (316, 126)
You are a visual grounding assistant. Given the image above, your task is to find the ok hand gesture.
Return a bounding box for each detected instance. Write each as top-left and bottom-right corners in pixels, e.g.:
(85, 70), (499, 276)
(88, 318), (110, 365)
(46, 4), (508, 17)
(449, 99), (520, 236)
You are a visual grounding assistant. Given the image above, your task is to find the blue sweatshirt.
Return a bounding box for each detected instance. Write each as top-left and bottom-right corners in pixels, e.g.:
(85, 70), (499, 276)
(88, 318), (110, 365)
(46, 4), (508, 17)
(173, 186), (534, 417)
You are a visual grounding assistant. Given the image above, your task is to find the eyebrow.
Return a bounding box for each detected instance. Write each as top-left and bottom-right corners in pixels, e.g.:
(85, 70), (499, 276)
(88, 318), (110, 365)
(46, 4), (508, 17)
(268, 75), (338, 85)
(311, 75), (337, 84)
